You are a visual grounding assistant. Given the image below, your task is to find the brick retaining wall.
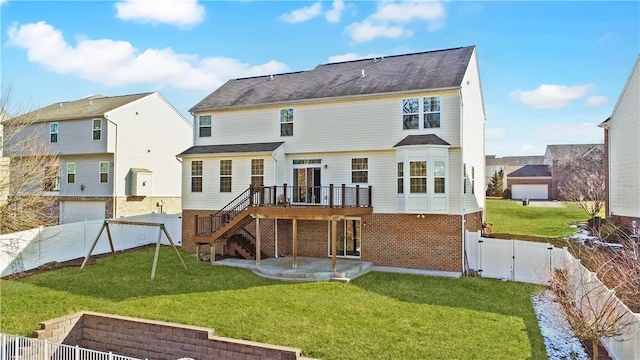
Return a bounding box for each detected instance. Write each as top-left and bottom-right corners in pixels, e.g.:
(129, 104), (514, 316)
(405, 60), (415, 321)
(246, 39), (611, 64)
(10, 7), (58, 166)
(33, 311), (306, 360)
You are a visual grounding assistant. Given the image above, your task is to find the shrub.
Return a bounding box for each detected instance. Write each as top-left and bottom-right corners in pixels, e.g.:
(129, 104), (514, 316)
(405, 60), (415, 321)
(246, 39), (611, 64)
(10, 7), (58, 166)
(502, 189), (512, 199)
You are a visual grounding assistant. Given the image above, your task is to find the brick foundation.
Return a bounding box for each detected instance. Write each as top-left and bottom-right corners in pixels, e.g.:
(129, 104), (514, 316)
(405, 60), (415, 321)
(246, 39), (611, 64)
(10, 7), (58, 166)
(183, 210), (472, 272)
(33, 311), (305, 360)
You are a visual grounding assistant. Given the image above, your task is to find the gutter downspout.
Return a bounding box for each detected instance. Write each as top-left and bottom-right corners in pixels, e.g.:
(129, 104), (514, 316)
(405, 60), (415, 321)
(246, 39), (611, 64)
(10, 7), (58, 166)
(106, 117), (118, 219)
(459, 88), (466, 275)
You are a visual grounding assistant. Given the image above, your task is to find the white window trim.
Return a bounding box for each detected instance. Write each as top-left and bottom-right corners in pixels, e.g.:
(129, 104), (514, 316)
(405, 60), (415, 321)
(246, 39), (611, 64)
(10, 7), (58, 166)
(351, 158), (368, 184)
(92, 119), (102, 141)
(220, 159), (232, 193)
(251, 159), (264, 187)
(44, 165), (60, 192)
(402, 96), (441, 130)
(67, 163), (76, 184)
(99, 161), (109, 183)
(50, 122), (58, 143)
(191, 160), (203, 192)
(280, 108), (293, 137)
(198, 115), (212, 137)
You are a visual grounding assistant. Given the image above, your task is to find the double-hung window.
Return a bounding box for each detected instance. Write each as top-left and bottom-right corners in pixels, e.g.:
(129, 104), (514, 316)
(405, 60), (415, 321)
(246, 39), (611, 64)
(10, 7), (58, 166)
(191, 161), (202, 192)
(220, 160), (232, 192)
(409, 161), (427, 193)
(251, 159), (264, 187)
(99, 162), (109, 183)
(92, 119), (102, 140)
(463, 163), (468, 194)
(402, 96), (441, 129)
(280, 109), (293, 136)
(434, 161), (445, 193)
(351, 158), (368, 183)
(50, 123), (58, 143)
(67, 163), (76, 184)
(471, 166), (475, 194)
(397, 162), (404, 194)
(44, 165), (60, 191)
(199, 115), (211, 137)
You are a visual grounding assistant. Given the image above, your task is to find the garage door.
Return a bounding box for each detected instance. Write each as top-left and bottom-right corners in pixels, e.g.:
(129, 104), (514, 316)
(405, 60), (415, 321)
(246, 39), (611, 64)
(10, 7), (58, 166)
(59, 201), (106, 224)
(512, 184), (548, 200)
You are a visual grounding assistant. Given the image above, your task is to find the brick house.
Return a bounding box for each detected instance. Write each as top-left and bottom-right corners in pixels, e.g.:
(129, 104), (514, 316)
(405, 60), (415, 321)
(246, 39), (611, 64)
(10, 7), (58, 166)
(179, 46), (486, 272)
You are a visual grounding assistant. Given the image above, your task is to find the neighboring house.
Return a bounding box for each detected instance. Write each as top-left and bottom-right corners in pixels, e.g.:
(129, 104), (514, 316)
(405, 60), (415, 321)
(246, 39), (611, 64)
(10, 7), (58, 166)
(600, 55), (640, 233)
(2, 92), (192, 224)
(179, 46), (486, 272)
(0, 109), (11, 206)
(506, 165), (552, 200)
(485, 155), (544, 193)
(544, 144), (604, 200)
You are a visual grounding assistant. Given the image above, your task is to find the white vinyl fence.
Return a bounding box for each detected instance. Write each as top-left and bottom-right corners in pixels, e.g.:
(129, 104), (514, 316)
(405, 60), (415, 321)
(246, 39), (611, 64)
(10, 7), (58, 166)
(0, 333), (144, 360)
(465, 230), (640, 360)
(0, 213), (182, 278)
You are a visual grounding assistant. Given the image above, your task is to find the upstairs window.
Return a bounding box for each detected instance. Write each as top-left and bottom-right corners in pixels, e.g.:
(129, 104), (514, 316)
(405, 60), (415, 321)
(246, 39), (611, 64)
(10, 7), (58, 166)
(44, 165), (60, 191)
(434, 161), (445, 193)
(397, 162), (404, 194)
(424, 97), (441, 128)
(409, 161), (427, 193)
(220, 160), (232, 192)
(99, 162), (109, 183)
(199, 115), (211, 137)
(402, 96), (441, 129)
(50, 123), (58, 143)
(351, 158), (368, 183)
(402, 98), (419, 130)
(191, 161), (202, 192)
(67, 163), (76, 184)
(251, 159), (264, 187)
(471, 166), (475, 194)
(280, 109), (293, 136)
(463, 163), (467, 194)
(92, 119), (102, 140)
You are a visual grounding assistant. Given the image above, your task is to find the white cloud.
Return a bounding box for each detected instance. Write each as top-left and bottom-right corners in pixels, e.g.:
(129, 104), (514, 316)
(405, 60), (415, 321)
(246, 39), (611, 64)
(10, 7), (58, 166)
(327, 52), (382, 63)
(345, 21), (411, 43)
(0, 0), (7, 6)
(509, 84), (595, 109)
(325, 0), (345, 23)
(7, 21), (289, 92)
(486, 128), (506, 139)
(279, 2), (323, 24)
(584, 95), (607, 108)
(115, 0), (205, 28)
(532, 123), (603, 143)
(345, 1), (447, 42)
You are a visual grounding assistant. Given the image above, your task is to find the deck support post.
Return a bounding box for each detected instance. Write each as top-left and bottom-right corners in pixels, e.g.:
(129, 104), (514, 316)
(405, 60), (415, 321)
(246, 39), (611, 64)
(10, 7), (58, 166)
(331, 219), (337, 272)
(255, 217), (261, 265)
(292, 219), (298, 269)
(211, 243), (215, 264)
(274, 219), (278, 258)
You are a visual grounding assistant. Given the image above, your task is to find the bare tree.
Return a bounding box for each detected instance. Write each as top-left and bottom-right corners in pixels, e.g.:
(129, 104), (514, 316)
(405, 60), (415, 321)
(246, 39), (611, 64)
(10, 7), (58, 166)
(0, 86), (59, 234)
(557, 146), (605, 218)
(552, 234), (640, 360)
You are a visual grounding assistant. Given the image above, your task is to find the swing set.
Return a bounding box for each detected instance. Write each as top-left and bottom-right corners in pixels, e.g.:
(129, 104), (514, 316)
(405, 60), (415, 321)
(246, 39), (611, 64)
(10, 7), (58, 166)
(80, 219), (187, 279)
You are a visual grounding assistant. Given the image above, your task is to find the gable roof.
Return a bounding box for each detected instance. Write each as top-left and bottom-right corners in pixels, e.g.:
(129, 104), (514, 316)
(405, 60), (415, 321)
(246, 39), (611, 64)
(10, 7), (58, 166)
(607, 54), (640, 122)
(10, 93), (153, 123)
(394, 134), (450, 147)
(486, 155), (545, 166)
(545, 144), (603, 161)
(507, 165), (551, 178)
(178, 142), (284, 156)
(191, 46), (476, 112)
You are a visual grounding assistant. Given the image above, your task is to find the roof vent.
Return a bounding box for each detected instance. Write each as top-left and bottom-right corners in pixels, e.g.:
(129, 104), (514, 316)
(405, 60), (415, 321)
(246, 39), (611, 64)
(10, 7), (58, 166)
(270, 74), (274, 81)
(361, 69), (365, 78)
(89, 100), (92, 106)
(59, 103), (62, 108)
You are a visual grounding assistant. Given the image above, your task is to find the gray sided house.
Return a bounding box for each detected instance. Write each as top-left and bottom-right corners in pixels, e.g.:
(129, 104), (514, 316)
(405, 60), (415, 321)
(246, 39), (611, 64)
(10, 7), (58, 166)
(179, 46), (486, 272)
(2, 92), (192, 224)
(600, 55), (640, 233)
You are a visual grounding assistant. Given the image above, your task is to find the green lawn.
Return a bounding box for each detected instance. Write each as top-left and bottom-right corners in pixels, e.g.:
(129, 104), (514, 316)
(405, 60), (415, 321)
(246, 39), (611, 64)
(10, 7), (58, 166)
(0, 247), (547, 360)
(485, 199), (590, 238)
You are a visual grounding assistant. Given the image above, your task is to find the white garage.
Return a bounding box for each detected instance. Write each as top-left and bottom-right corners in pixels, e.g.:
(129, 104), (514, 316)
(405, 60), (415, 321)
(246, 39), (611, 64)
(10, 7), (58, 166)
(59, 201), (106, 224)
(511, 184), (549, 200)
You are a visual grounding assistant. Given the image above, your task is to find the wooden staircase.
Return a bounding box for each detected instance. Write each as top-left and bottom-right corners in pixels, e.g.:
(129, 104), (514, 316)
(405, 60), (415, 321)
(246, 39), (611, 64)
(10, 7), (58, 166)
(225, 233), (268, 260)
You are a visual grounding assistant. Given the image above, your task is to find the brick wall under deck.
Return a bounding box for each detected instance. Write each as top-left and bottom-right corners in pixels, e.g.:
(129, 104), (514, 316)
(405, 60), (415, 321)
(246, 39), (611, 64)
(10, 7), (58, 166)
(33, 311), (305, 360)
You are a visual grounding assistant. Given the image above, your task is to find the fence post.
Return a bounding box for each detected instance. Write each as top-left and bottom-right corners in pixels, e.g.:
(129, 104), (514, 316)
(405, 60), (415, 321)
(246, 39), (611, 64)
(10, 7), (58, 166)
(368, 186), (372, 206)
(283, 184), (288, 207)
(14, 337), (19, 360)
(75, 344), (80, 360)
(249, 185), (254, 206)
(38, 225), (43, 269)
(1, 333), (5, 360)
(109, 351), (114, 360)
(44, 340), (48, 359)
(355, 185), (360, 207)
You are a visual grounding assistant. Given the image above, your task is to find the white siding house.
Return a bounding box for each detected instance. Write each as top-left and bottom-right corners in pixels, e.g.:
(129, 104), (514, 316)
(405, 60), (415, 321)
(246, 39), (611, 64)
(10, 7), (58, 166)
(601, 55), (640, 232)
(3, 92), (192, 224)
(180, 46), (487, 272)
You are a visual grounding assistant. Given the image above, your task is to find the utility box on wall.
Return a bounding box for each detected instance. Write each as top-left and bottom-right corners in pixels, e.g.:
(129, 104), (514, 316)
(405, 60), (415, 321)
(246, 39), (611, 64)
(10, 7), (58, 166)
(131, 168), (153, 196)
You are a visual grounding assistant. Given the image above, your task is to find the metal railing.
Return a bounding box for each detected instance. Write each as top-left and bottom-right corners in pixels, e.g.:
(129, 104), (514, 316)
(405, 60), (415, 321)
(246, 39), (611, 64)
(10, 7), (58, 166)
(195, 184), (372, 237)
(0, 333), (144, 360)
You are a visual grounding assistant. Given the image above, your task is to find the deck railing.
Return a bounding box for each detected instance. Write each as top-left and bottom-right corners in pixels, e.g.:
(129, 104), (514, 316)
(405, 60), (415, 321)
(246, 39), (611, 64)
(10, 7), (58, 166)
(195, 184), (372, 237)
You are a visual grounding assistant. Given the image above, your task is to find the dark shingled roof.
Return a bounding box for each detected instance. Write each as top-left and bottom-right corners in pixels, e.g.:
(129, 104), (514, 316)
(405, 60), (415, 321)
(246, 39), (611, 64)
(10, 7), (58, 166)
(394, 134), (450, 147)
(178, 142), (284, 156)
(10, 93), (153, 123)
(191, 46), (475, 112)
(486, 155), (545, 166)
(507, 165), (552, 178)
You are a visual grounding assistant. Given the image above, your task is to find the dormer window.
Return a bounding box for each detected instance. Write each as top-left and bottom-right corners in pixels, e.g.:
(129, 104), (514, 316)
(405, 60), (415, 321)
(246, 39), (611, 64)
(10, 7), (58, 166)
(50, 123), (58, 143)
(280, 109), (293, 136)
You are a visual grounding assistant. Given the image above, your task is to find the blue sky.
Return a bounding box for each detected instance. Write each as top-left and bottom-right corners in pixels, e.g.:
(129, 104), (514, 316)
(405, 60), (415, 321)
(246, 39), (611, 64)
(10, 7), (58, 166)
(1, 0), (638, 157)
